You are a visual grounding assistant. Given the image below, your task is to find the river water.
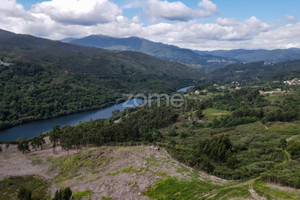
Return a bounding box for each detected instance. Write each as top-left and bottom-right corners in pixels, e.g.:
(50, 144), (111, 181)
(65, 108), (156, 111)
(0, 86), (192, 141)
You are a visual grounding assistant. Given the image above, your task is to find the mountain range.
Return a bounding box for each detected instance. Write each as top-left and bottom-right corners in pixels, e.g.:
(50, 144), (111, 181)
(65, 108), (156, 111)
(198, 48), (300, 63)
(0, 29), (202, 83)
(66, 35), (300, 72)
(65, 35), (236, 71)
(209, 60), (300, 83)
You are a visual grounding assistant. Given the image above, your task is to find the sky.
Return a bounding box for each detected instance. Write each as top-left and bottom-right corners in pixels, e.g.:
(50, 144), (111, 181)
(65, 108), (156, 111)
(1, 0), (300, 50)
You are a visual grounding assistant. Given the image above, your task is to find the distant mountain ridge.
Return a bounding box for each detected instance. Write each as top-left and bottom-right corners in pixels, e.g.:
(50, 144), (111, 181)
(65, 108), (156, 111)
(209, 60), (300, 83)
(65, 34), (235, 71)
(66, 34), (300, 72)
(0, 29), (203, 81)
(197, 48), (300, 63)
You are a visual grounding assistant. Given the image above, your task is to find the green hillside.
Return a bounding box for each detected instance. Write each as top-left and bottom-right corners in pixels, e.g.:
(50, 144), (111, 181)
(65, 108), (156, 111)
(67, 35), (235, 70)
(197, 48), (300, 62)
(209, 60), (300, 83)
(0, 29), (203, 130)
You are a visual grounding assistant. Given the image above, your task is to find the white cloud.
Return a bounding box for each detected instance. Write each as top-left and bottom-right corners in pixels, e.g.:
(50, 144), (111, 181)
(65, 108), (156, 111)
(146, 0), (195, 21)
(32, 0), (122, 25)
(0, 0), (29, 19)
(129, 0), (218, 21)
(198, 0), (217, 13)
(0, 0), (35, 33)
(142, 16), (271, 43)
(0, 0), (300, 50)
(285, 14), (297, 22)
(252, 22), (300, 49)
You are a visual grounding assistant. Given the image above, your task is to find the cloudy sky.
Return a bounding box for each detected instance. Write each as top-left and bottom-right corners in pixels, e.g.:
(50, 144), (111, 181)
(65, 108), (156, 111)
(1, 0), (300, 50)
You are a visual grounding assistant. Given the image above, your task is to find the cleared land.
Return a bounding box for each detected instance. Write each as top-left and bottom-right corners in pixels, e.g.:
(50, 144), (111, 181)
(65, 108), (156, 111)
(1, 138), (299, 199)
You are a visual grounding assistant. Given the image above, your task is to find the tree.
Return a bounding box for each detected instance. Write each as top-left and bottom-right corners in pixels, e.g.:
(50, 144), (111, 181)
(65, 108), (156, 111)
(52, 187), (72, 200)
(280, 139), (287, 149)
(50, 125), (60, 150)
(286, 141), (300, 159)
(60, 126), (74, 153)
(17, 187), (32, 200)
(167, 128), (178, 137)
(31, 135), (46, 150)
(226, 155), (238, 169)
(17, 137), (30, 154)
(195, 110), (204, 119)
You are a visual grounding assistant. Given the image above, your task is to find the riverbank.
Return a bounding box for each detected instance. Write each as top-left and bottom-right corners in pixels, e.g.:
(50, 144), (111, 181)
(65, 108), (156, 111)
(0, 98), (124, 131)
(0, 86), (193, 141)
(0, 98), (144, 141)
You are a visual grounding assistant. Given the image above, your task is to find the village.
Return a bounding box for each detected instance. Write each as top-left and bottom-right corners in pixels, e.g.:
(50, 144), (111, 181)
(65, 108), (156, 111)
(0, 59), (11, 67)
(191, 79), (299, 96)
(284, 78), (300, 86)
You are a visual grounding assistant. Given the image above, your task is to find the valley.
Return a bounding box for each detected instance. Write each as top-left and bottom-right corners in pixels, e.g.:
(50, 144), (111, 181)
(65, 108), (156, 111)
(1, 78), (299, 199)
(0, 29), (202, 130)
(0, 10), (300, 199)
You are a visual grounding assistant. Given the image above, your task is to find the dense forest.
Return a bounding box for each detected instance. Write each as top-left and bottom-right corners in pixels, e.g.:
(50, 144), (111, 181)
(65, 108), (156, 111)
(0, 59), (199, 130)
(0, 29), (203, 129)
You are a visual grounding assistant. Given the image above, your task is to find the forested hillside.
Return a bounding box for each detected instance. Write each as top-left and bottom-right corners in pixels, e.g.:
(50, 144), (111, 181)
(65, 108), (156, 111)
(198, 48), (300, 62)
(209, 60), (300, 83)
(20, 82), (300, 188)
(0, 29), (203, 130)
(66, 35), (235, 70)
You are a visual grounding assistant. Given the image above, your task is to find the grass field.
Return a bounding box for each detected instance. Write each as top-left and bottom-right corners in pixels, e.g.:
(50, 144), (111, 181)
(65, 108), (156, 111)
(253, 179), (300, 200)
(202, 108), (230, 120)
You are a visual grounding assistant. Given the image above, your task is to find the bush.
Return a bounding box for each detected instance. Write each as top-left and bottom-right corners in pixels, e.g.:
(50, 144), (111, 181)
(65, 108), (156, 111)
(72, 190), (92, 199)
(18, 187), (32, 200)
(167, 128), (178, 137)
(53, 187), (72, 200)
(286, 141), (300, 159)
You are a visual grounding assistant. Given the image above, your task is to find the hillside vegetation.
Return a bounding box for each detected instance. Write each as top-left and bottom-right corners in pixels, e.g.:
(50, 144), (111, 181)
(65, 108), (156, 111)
(2, 141), (300, 199)
(198, 48), (300, 62)
(18, 81), (299, 189)
(209, 60), (300, 83)
(67, 34), (235, 70)
(0, 29), (203, 129)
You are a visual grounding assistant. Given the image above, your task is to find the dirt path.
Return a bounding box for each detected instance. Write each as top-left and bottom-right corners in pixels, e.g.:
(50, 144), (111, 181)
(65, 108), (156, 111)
(264, 125), (269, 130)
(249, 181), (267, 200)
(284, 150), (292, 163)
(266, 182), (300, 192)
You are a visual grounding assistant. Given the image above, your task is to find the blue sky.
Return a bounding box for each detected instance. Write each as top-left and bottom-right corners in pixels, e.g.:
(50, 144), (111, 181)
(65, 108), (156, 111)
(1, 0), (300, 50)
(20, 0), (300, 23)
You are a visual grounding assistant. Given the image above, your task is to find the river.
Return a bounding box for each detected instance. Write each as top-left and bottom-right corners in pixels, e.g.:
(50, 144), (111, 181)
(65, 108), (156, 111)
(0, 86), (193, 141)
